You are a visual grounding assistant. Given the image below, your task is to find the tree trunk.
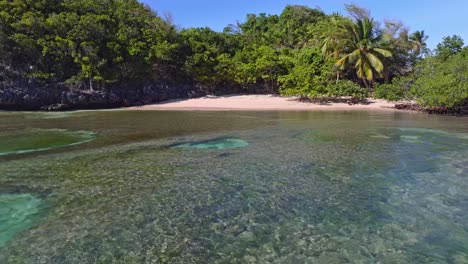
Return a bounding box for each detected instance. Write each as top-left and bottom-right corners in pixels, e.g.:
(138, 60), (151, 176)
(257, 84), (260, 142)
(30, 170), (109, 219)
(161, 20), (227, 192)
(336, 72), (340, 84)
(89, 78), (93, 92)
(362, 78), (370, 89)
(384, 70), (390, 84)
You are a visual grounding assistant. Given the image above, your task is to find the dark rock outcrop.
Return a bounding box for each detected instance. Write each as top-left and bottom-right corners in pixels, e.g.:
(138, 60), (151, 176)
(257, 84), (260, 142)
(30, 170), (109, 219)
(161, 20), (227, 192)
(395, 102), (468, 115)
(0, 77), (277, 111)
(0, 79), (205, 111)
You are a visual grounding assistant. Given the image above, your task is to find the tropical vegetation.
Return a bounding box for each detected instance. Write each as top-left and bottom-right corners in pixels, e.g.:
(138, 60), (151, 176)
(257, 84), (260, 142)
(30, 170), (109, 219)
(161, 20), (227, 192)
(0, 0), (466, 111)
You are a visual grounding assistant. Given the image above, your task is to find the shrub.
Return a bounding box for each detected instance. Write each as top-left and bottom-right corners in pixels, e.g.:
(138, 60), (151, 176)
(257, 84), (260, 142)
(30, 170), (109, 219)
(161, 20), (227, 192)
(326, 80), (368, 100)
(278, 48), (331, 98)
(374, 78), (412, 101)
(410, 49), (468, 108)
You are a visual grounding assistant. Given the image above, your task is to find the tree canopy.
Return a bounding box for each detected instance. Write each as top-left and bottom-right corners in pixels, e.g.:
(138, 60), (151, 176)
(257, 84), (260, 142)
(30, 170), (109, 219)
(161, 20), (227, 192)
(0, 0), (179, 88)
(1, 1), (466, 110)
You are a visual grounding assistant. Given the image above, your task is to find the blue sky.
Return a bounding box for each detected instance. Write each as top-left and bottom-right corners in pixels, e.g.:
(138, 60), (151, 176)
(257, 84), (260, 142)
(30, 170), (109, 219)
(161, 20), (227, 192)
(140, 0), (467, 50)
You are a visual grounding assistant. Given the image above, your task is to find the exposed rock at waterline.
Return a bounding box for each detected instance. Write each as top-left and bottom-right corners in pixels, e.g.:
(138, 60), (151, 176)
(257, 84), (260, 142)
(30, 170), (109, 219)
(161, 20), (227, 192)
(0, 77), (274, 111)
(0, 79), (204, 111)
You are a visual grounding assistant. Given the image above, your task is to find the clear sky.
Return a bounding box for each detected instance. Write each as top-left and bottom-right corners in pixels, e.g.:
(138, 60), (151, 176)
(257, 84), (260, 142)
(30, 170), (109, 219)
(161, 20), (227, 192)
(140, 0), (467, 50)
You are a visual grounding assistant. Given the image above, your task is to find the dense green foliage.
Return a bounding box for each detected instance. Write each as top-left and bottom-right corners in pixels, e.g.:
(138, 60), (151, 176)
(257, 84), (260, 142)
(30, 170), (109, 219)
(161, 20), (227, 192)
(435, 35), (464, 59)
(0, 0), (179, 88)
(327, 80), (368, 100)
(410, 47), (468, 108)
(374, 79), (410, 102)
(375, 41), (467, 109)
(0, 1), (466, 109)
(278, 48), (331, 97)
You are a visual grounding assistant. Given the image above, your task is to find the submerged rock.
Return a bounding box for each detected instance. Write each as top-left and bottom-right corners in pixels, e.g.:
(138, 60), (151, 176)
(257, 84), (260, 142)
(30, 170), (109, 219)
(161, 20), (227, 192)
(172, 138), (249, 150)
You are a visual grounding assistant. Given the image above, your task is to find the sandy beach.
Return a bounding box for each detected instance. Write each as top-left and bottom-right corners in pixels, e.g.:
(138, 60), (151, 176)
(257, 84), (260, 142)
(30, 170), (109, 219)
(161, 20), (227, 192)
(127, 94), (406, 112)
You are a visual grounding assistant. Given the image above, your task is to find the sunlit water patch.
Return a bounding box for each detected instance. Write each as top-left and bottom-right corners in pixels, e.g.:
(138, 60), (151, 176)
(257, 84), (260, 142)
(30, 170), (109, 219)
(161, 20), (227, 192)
(0, 129), (96, 156)
(27, 111), (78, 119)
(0, 193), (46, 247)
(171, 137), (249, 150)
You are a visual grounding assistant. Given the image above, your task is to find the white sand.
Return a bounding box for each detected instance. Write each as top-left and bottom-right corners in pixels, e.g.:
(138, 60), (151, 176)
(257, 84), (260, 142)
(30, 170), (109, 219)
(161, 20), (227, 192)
(127, 94), (406, 112)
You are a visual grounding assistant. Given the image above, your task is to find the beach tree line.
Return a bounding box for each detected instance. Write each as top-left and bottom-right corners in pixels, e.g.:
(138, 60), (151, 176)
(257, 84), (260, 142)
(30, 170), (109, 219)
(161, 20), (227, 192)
(0, 0), (466, 110)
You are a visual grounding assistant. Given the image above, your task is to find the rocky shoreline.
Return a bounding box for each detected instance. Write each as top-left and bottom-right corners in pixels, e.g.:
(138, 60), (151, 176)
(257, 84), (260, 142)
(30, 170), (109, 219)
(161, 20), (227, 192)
(0, 80), (205, 111)
(1, 81), (466, 115)
(394, 102), (468, 116)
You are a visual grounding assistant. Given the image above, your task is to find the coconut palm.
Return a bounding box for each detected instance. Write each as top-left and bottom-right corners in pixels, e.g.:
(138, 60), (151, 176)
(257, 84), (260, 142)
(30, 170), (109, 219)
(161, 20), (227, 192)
(409, 30), (430, 57)
(320, 15), (350, 83)
(335, 17), (392, 88)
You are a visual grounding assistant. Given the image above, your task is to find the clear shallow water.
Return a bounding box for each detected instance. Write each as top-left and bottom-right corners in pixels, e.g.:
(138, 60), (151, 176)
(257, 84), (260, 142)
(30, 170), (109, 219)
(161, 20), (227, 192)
(0, 110), (467, 263)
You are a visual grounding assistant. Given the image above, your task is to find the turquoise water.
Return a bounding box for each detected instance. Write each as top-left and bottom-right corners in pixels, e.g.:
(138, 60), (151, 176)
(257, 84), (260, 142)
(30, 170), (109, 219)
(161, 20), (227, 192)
(0, 110), (467, 263)
(0, 193), (46, 247)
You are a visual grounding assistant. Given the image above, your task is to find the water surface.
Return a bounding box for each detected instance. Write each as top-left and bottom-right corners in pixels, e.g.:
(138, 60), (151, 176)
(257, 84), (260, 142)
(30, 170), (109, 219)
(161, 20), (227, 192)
(0, 110), (467, 263)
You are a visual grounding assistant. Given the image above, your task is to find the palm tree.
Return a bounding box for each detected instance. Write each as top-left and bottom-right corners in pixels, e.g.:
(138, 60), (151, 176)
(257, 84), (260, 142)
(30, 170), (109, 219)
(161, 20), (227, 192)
(409, 30), (430, 57)
(335, 17), (392, 88)
(320, 15), (349, 83)
(380, 21), (413, 83)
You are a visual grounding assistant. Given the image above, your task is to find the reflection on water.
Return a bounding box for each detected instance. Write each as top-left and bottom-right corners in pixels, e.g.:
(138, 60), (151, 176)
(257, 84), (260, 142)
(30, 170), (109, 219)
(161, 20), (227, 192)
(0, 110), (467, 263)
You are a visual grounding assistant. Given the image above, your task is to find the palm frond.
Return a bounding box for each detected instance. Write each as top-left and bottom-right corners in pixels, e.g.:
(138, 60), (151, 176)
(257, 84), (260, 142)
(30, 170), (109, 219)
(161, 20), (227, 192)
(335, 54), (351, 69)
(373, 48), (392, 57)
(365, 64), (373, 80)
(366, 52), (384, 74)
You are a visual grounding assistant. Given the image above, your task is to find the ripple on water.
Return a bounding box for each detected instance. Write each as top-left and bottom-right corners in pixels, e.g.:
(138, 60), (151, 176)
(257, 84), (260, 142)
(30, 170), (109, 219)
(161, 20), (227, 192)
(171, 137), (249, 150)
(27, 112), (77, 119)
(0, 193), (46, 247)
(0, 129), (97, 156)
